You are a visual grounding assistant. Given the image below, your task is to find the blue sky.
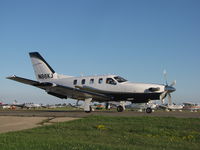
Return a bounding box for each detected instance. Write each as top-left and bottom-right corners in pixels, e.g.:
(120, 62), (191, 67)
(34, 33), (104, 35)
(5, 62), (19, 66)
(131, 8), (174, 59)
(0, 0), (200, 104)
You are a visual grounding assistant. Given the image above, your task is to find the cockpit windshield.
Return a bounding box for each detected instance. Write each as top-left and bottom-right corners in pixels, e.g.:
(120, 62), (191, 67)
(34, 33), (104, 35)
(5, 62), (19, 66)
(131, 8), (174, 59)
(114, 76), (127, 83)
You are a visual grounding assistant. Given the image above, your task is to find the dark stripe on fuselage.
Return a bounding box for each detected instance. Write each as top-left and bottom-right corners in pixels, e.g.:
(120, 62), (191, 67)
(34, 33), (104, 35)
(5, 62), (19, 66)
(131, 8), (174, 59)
(103, 92), (161, 103)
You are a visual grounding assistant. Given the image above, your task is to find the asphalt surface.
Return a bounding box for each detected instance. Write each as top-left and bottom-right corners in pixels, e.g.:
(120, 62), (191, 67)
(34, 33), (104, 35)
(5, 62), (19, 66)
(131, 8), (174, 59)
(0, 110), (199, 118)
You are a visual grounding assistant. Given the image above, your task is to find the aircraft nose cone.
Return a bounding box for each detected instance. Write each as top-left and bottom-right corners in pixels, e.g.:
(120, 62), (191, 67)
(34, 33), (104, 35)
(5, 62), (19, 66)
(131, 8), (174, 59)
(165, 86), (176, 92)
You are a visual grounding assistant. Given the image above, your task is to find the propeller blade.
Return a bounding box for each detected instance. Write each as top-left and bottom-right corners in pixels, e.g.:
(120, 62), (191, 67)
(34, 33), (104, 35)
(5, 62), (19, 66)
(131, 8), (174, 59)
(168, 93), (172, 106)
(161, 98), (165, 104)
(160, 91), (167, 100)
(76, 100), (79, 106)
(163, 70), (167, 75)
(163, 70), (168, 85)
(170, 80), (176, 87)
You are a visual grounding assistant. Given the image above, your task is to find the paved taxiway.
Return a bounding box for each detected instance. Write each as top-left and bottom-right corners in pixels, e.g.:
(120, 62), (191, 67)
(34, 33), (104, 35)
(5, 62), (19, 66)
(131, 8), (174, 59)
(0, 110), (199, 118)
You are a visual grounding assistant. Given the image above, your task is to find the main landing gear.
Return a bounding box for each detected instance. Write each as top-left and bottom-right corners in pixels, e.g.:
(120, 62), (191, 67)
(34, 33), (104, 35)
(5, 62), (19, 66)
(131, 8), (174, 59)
(84, 98), (92, 113)
(117, 101), (126, 112)
(145, 107), (152, 113)
(85, 106), (92, 113)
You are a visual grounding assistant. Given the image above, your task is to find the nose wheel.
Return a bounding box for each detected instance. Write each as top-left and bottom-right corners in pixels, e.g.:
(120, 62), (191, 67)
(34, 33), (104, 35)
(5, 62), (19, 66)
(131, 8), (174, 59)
(146, 107), (152, 113)
(117, 105), (124, 112)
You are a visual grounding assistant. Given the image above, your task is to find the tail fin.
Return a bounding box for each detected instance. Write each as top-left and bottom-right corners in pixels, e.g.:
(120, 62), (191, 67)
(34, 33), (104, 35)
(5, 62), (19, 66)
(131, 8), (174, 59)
(29, 52), (57, 82)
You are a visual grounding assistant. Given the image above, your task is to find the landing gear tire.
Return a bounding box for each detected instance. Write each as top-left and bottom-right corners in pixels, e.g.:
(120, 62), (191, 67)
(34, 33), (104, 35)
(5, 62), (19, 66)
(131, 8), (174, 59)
(117, 106), (124, 112)
(105, 103), (110, 110)
(146, 107), (152, 113)
(85, 106), (92, 113)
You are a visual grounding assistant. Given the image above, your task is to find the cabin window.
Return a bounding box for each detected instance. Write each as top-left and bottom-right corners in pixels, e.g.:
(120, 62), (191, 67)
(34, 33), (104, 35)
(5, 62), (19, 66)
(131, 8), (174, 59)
(99, 78), (103, 84)
(106, 78), (117, 85)
(73, 80), (77, 85)
(90, 79), (94, 84)
(114, 76), (127, 83)
(82, 79), (86, 85)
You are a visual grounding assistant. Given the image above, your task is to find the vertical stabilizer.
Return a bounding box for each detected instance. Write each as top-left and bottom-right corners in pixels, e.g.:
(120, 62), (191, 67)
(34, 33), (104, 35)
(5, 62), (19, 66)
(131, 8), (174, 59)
(29, 52), (57, 82)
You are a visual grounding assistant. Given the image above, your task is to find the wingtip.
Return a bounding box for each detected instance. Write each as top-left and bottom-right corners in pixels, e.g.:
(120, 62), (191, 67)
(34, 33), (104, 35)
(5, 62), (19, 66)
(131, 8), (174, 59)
(6, 75), (16, 79)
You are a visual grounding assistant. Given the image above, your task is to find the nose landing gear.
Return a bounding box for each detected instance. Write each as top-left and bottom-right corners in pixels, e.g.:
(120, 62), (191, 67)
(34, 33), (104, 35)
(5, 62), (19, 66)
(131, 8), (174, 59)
(146, 107), (152, 113)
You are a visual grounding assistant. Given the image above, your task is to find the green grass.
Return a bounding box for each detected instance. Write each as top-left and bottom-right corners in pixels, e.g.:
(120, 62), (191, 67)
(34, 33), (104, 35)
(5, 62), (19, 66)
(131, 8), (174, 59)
(0, 116), (200, 150)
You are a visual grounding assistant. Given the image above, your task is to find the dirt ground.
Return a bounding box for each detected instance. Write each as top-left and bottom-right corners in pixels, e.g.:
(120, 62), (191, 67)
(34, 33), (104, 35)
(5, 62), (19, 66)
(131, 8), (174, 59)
(0, 116), (79, 134)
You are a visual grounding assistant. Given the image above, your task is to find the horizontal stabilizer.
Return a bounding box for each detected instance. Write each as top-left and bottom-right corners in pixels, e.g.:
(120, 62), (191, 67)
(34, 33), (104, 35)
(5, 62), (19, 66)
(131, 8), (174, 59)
(6, 75), (53, 89)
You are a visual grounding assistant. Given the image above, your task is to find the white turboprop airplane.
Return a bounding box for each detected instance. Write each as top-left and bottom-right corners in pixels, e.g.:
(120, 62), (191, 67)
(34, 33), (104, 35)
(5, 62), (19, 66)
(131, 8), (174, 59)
(7, 52), (176, 113)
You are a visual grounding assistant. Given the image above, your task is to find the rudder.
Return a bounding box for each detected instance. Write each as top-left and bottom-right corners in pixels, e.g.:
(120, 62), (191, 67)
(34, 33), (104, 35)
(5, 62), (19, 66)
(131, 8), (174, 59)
(29, 52), (56, 82)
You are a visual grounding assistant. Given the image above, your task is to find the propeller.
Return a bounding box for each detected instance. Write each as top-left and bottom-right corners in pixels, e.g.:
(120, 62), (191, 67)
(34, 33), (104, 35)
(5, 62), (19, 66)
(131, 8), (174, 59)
(76, 100), (80, 106)
(163, 70), (168, 85)
(160, 70), (176, 105)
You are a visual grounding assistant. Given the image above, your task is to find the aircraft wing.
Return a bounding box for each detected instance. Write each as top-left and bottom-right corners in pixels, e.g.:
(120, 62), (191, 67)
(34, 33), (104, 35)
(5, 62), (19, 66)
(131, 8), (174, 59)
(7, 75), (111, 101)
(46, 84), (112, 101)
